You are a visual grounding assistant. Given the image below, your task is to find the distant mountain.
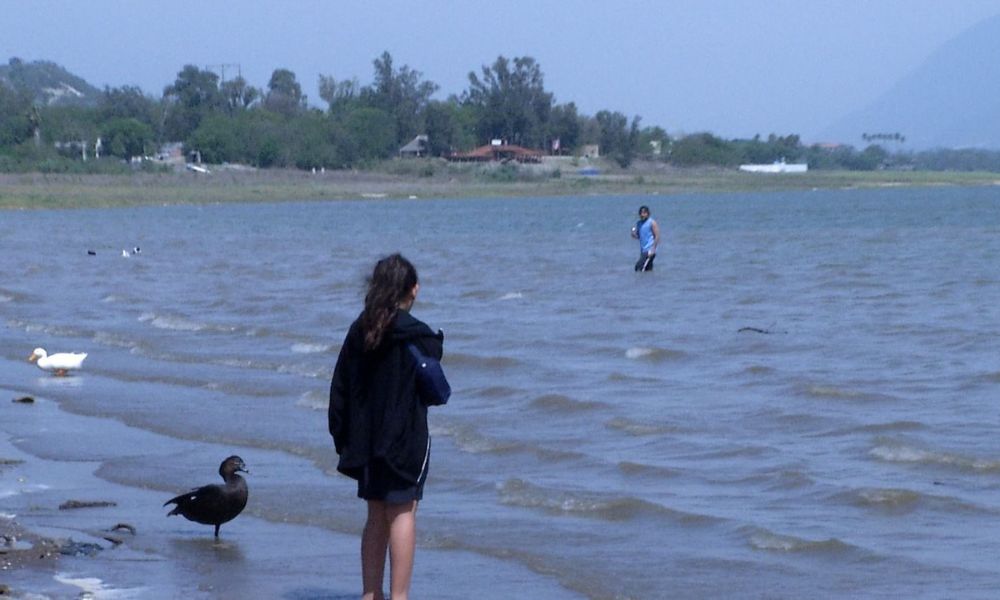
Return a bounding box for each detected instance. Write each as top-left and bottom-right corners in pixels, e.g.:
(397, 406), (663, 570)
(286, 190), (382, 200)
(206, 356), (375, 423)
(821, 14), (1000, 149)
(0, 57), (100, 107)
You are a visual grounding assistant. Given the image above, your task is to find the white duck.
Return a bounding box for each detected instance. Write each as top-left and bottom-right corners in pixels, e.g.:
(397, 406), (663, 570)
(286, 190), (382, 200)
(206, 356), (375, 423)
(28, 348), (87, 376)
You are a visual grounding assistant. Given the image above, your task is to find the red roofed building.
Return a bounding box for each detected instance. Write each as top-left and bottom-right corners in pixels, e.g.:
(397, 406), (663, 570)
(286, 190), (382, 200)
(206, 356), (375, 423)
(447, 142), (543, 164)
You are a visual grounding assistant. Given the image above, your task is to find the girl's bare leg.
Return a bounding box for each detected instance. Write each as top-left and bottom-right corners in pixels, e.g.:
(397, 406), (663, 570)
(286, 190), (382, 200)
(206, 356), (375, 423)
(387, 501), (418, 600)
(362, 501), (389, 600)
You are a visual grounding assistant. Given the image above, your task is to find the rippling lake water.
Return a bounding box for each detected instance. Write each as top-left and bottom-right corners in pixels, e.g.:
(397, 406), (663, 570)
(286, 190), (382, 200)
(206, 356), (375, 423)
(2, 187), (999, 598)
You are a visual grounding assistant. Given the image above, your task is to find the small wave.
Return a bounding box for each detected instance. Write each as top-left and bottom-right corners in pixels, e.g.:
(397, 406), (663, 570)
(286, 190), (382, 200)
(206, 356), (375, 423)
(138, 312), (206, 332)
(974, 371), (1000, 384)
(497, 478), (712, 524)
(446, 352), (519, 369)
(472, 385), (520, 398)
(856, 420), (926, 433)
(606, 371), (661, 384)
(291, 342), (331, 354)
(869, 440), (1000, 473)
(498, 292), (523, 301)
(0, 287), (26, 303)
(277, 362), (329, 378)
(625, 346), (685, 361)
(6, 318), (88, 338)
(796, 383), (898, 403)
(435, 423), (524, 455)
(0, 483), (51, 499)
(742, 365), (775, 376)
(817, 420), (925, 437)
(92, 331), (139, 349)
(459, 289), (495, 301)
(529, 393), (606, 412)
(100, 294), (139, 304)
(433, 422), (582, 462)
(849, 488), (922, 512)
(606, 416), (680, 436)
(54, 574), (145, 599)
(617, 461), (680, 478)
(295, 389), (328, 411)
(744, 527), (855, 555)
(767, 469), (815, 491)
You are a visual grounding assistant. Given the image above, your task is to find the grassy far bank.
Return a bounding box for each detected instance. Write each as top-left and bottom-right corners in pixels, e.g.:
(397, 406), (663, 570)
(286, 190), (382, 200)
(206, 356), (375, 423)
(2, 160), (1000, 209)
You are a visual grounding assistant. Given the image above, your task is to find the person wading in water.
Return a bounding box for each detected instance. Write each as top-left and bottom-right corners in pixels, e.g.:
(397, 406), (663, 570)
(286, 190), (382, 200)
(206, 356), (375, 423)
(631, 205), (660, 272)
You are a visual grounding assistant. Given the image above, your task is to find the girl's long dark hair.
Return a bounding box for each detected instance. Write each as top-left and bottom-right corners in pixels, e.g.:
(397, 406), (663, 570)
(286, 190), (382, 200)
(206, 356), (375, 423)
(361, 253), (418, 351)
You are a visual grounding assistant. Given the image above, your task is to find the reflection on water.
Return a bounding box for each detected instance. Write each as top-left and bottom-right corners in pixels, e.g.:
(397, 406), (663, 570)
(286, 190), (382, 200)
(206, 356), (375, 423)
(168, 537), (246, 564)
(33, 375), (84, 388)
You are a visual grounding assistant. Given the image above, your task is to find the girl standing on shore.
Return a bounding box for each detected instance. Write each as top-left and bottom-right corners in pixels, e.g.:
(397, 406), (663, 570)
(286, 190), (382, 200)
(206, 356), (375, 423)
(329, 254), (446, 600)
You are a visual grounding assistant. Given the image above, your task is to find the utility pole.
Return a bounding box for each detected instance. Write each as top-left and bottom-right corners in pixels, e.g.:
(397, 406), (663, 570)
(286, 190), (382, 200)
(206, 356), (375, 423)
(205, 63), (241, 83)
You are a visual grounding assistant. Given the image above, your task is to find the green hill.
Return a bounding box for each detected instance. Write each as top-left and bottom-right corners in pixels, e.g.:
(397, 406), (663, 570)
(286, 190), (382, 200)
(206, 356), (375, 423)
(0, 58), (100, 107)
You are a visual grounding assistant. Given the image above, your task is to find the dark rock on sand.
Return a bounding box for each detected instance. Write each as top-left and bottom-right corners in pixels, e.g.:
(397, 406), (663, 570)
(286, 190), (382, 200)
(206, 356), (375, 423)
(110, 523), (136, 535)
(58, 539), (103, 557)
(164, 455), (249, 538)
(12, 396), (34, 404)
(101, 522), (138, 546)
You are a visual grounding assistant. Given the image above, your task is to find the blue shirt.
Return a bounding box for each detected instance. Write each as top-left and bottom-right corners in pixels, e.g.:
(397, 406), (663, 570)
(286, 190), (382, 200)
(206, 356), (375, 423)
(636, 218), (657, 253)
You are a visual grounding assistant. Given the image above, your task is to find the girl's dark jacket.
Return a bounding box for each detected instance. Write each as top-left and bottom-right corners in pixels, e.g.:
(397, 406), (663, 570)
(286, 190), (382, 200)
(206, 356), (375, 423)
(329, 310), (444, 484)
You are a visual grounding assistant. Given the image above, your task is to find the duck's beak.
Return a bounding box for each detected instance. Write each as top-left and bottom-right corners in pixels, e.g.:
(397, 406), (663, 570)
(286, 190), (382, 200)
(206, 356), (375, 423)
(27, 354), (37, 362)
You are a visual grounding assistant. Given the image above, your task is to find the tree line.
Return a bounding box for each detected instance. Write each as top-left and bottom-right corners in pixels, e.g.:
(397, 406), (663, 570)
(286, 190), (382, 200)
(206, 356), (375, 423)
(3, 53), (1000, 173)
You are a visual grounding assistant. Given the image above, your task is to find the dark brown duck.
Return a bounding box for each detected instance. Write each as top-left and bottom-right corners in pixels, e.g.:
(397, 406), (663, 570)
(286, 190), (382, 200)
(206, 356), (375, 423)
(164, 455), (249, 538)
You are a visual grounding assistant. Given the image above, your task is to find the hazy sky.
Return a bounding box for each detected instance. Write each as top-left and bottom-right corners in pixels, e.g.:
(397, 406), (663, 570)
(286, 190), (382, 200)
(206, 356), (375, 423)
(5, 0), (1000, 141)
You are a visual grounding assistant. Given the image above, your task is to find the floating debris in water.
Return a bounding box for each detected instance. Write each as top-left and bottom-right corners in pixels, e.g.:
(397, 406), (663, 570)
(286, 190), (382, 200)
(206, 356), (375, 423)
(738, 326), (787, 334)
(58, 500), (118, 511)
(11, 396), (34, 404)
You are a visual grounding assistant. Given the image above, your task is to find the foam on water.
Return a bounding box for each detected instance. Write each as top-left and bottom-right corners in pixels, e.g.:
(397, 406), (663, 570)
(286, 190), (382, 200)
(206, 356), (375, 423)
(852, 488), (922, 511)
(296, 389), (328, 411)
(290, 342), (331, 354)
(624, 346), (685, 361)
(869, 441), (1000, 472)
(53, 574), (146, 599)
(745, 528), (856, 555)
(138, 311), (206, 332)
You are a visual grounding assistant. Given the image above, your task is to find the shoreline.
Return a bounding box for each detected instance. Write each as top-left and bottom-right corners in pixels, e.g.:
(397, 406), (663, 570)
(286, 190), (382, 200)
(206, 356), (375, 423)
(0, 373), (585, 599)
(3, 162), (999, 209)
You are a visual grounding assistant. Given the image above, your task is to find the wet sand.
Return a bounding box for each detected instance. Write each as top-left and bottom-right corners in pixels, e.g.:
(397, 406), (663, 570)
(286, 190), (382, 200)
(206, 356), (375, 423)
(0, 365), (583, 599)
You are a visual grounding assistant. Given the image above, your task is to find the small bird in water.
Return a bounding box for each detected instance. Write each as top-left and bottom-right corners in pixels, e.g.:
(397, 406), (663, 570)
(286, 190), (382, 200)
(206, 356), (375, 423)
(164, 455), (249, 538)
(28, 348), (87, 376)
